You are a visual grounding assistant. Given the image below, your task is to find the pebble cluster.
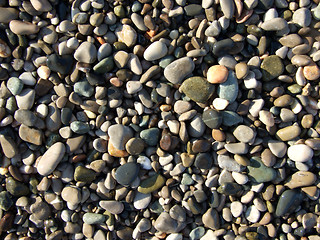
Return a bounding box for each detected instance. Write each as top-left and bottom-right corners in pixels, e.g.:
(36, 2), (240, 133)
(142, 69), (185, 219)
(0, 0), (320, 239)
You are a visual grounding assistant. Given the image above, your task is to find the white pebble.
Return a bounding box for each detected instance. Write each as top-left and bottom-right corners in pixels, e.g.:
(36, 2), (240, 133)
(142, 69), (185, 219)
(212, 98), (229, 110)
(287, 144), (313, 162)
(137, 156), (152, 170)
(230, 201), (243, 218)
(245, 205), (260, 223)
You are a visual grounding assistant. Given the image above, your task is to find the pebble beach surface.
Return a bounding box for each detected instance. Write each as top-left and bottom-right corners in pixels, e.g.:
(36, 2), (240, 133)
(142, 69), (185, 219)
(0, 0), (320, 239)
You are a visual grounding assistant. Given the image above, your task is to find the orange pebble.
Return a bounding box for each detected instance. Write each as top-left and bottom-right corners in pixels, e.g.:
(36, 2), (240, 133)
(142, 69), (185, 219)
(303, 63), (320, 80)
(108, 142), (129, 157)
(207, 65), (229, 84)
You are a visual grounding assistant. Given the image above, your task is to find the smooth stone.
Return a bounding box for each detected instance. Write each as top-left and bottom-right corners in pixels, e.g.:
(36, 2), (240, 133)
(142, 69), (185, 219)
(61, 186), (81, 205)
(115, 24), (137, 47)
(164, 57), (195, 84)
(220, 0), (234, 19)
(180, 77), (215, 103)
(170, 205), (186, 222)
(222, 111), (243, 126)
(83, 213), (106, 225)
(74, 42), (97, 64)
(127, 54), (142, 75)
(188, 114), (206, 137)
(268, 140), (287, 158)
(261, 55), (284, 81)
(287, 144), (313, 162)
(143, 41), (168, 61)
(233, 125), (255, 143)
(74, 166), (96, 183)
(70, 121), (90, 134)
(19, 72), (36, 86)
(202, 208), (220, 230)
(181, 173), (194, 185)
(0, 7), (18, 23)
(235, 62), (249, 79)
(0, 191), (13, 211)
(37, 142), (65, 176)
(115, 162), (139, 186)
(217, 154), (243, 172)
(47, 54), (73, 75)
(291, 55), (311, 67)
(93, 57), (114, 74)
(303, 63), (320, 81)
(230, 201), (243, 218)
(205, 20), (221, 37)
(9, 20), (40, 35)
(184, 4), (202, 16)
(217, 182), (242, 195)
(274, 95), (293, 107)
(15, 88), (35, 110)
(154, 212), (179, 233)
(125, 138), (145, 155)
(99, 200), (124, 215)
(113, 51), (129, 68)
(195, 153), (213, 169)
(138, 174), (165, 194)
(217, 71), (238, 103)
(46, 102), (61, 132)
(261, 18), (288, 31)
(6, 177), (29, 197)
(0, 135), (18, 158)
(285, 171), (316, 189)
(202, 109), (222, 129)
(275, 190), (303, 217)
(276, 125), (301, 141)
(224, 142), (248, 154)
(133, 192), (151, 210)
(140, 128), (160, 146)
(7, 77), (23, 95)
(190, 227), (205, 240)
(108, 124), (133, 150)
(245, 205), (260, 223)
(212, 39), (234, 57)
(74, 80), (94, 97)
(19, 124), (43, 145)
(247, 157), (277, 183)
(279, 34), (303, 48)
(207, 65), (228, 84)
(292, 8), (311, 27)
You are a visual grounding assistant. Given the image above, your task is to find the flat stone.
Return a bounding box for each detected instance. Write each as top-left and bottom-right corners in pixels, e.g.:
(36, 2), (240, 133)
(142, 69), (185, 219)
(233, 125), (255, 143)
(170, 205), (186, 222)
(235, 62), (249, 79)
(279, 34), (303, 48)
(74, 42), (97, 64)
(261, 55), (284, 81)
(245, 205), (260, 223)
(154, 212), (179, 233)
(164, 57), (195, 84)
(7, 77), (23, 95)
(133, 192), (151, 210)
(93, 57), (114, 74)
(287, 144), (313, 162)
(247, 157), (277, 183)
(222, 111), (243, 126)
(37, 142), (65, 176)
(285, 171), (316, 189)
(261, 18), (288, 31)
(217, 182), (242, 195)
(268, 140), (287, 158)
(195, 153), (213, 170)
(115, 162), (139, 186)
(74, 166), (96, 183)
(125, 138), (145, 155)
(61, 186), (81, 205)
(15, 88), (35, 110)
(0, 7), (18, 23)
(99, 200), (124, 215)
(70, 121), (90, 134)
(292, 8), (311, 27)
(217, 154), (243, 172)
(207, 65), (228, 84)
(224, 142), (249, 154)
(276, 125), (301, 141)
(275, 189), (303, 217)
(6, 177), (29, 197)
(30, 0), (52, 11)
(140, 128), (160, 146)
(138, 174), (165, 194)
(0, 135), (18, 158)
(143, 41), (168, 61)
(180, 77), (215, 103)
(83, 213), (106, 225)
(19, 124), (43, 146)
(9, 20), (40, 35)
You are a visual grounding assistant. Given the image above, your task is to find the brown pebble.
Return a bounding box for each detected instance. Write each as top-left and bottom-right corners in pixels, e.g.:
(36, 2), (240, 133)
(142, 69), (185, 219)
(303, 63), (320, 80)
(207, 65), (229, 84)
(273, 94), (293, 107)
(234, 154), (250, 166)
(212, 129), (226, 142)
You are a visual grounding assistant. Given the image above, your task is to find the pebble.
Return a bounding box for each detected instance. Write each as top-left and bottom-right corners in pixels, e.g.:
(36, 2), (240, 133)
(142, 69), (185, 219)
(0, 191), (13, 211)
(220, 0), (235, 19)
(108, 124), (133, 150)
(292, 8), (312, 27)
(207, 65), (228, 84)
(74, 166), (96, 183)
(275, 190), (303, 217)
(115, 24), (137, 47)
(230, 201), (243, 218)
(6, 177), (29, 197)
(261, 18), (288, 31)
(138, 174), (165, 194)
(83, 213), (106, 225)
(233, 125), (255, 143)
(15, 88), (35, 110)
(0, 7), (18, 23)
(9, 20), (40, 35)
(181, 77), (215, 103)
(245, 205), (260, 223)
(99, 200), (124, 215)
(202, 109), (222, 129)
(261, 55), (284, 81)
(285, 171), (316, 189)
(276, 125), (301, 141)
(287, 144), (313, 162)
(303, 63), (320, 81)
(217, 71), (238, 103)
(74, 42), (97, 64)
(133, 192), (151, 210)
(164, 57), (195, 84)
(143, 41), (168, 61)
(188, 114), (206, 137)
(61, 186), (81, 206)
(247, 157), (277, 183)
(140, 128), (160, 146)
(37, 142), (65, 176)
(154, 212), (179, 233)
(115, 162), (139, 186)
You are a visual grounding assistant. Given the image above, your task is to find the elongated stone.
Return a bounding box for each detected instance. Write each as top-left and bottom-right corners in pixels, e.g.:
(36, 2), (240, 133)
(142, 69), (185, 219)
(138, 174), (165, 194)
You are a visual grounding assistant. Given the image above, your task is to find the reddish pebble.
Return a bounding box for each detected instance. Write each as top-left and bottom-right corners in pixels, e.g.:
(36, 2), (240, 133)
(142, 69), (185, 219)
(108, 142), (129, 157)
(110, 77), (123, 87)
(207, 65), (229, 84)
(303, 63), (320, 80)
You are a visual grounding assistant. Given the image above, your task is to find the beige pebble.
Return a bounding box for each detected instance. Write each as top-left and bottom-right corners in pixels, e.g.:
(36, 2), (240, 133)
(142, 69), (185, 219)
(207, 65), (229, 84)
(9, 20), (40, 35)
